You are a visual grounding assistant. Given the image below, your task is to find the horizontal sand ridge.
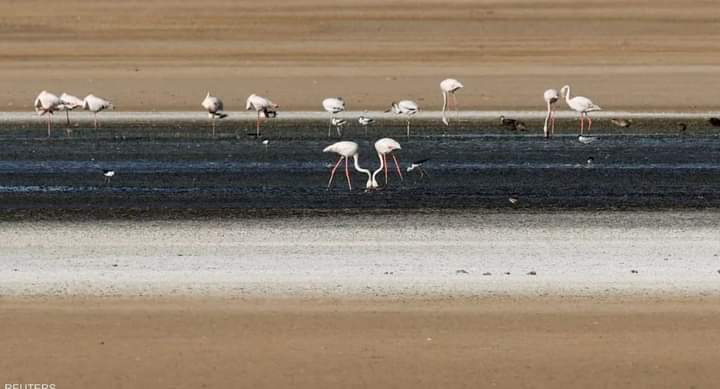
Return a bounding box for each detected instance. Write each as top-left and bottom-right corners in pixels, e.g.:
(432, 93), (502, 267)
(4, 111), (720, 122)
(2, 212), (719, 298)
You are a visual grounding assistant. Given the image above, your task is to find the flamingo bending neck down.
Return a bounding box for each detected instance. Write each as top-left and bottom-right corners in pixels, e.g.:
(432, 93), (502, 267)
(560, 85), (601, 135)
(246, 94), (278, 137)
(543, 89), (559, 138)
(323, 141), (376, 190)
(386, 100), (418, 137)
(59, 93), (83, 128)
(82, 94), (114, 129)
(373, 138), (403, 186)
(34, 91), (63, 137)
(440, 78), (463, 126)
(201, 92), (227, 137)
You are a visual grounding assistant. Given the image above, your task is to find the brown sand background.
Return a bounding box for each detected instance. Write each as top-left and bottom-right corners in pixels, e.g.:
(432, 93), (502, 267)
(1, 0), (719, 112)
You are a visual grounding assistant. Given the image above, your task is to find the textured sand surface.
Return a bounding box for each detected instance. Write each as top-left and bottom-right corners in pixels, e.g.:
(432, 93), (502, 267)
(2, 212), (719, 297)
(2, 297), (720, 389)
(1, 0), (719, 111)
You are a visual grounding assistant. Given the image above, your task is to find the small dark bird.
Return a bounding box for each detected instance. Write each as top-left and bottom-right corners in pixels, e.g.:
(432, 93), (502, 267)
(500, 115), (527, 131)
(709, 117), (720, 127)
(677, 122), (688, 133)
(331, 118), (347, 136)
(102, 169), (115, 184)
(610, 118), (632, 128)
(406, 158), (430, 178)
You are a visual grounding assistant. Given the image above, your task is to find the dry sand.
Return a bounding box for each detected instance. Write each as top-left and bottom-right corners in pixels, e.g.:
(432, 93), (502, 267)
(1, 0), (719, 112)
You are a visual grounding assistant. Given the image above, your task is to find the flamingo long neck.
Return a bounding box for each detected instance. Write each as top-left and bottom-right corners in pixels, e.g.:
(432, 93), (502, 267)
(372, 152), (385, 183)
(543, 101), (552, 131)
(353, 154), (373, 185)
(564, 86), (572, 105)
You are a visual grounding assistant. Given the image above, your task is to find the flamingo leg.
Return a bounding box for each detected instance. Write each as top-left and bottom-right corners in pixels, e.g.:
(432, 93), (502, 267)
(586, 114), (593, 133)
(391, 153), (404, 181)
(328, 116), (332, 137)
(383, 153), (389, 185)
(327, 156), (344, 189)
(406, 119), (410, 138)
(47, 114), (51, 137)
(212, 116), (216, 137)
(94, 113), (98, 130)
(579, 114), (584, 135)
(550, 104), (556, 136)
(256, 111), (260, 137)
(345, 157), (352, 190)
(65, 110), (70, 126)
(452, 93), (459, 122)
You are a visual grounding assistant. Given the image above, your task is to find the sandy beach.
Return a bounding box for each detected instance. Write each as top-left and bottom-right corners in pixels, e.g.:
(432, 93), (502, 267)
(1, 0), (719, 112)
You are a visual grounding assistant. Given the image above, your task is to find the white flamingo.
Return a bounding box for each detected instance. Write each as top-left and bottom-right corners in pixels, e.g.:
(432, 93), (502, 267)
(34, 91), (63, 137)
(201, 92), (227, 137)
(246, 94), (278, 137)
(560, 85), (601, 135)
(373, 138), (403, 186)
(322, 97), (345, 137)
(386, 100), (418, 137)
(323, 141), (376, 190)
(543, 89), (559, 138)
(440, 78), (463, 126)
(82, 94), (114, 129)
(59, 93), (83, 127)
(358, 112), (375, 135)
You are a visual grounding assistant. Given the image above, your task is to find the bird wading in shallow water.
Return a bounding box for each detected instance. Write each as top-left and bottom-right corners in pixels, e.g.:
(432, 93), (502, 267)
(358, 112), (375, 135)
(59, 93), (84, 129)
(331, 118), (347, 137)
(201, 92), (228, 137)
(500, 115), (527, 132)
(560, 85), (601, 135)
(407, 158), (430, 178)
(323, 141), (376, 190)
(246, 94), (278, 137)
(440, 78), (463, 126)
(34, 91), (63, 137)
(82, 94), (114, 130)
(102, 169), (115, 184)
(543, 89), (559, 138)
(386, 100), (418, 137)
(322, 97), (345, 137)
(373, 137), (403, 187)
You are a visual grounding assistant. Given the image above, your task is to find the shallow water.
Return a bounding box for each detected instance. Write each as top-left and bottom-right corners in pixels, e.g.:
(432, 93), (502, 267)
(0, 117), (718, 218)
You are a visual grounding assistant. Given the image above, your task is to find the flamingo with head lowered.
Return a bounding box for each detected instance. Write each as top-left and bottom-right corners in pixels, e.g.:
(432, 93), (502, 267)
(386, 100), (418, 137)
(59, 93), (83, 127)
(322, 97), (345, 137)
(201, 92), (228, 137)
(246, 94), (278, 137)
(543, 89), (559, 138)
(82, 94), (114, 129)
(373, 138), (403, 186)
(560, 85), (601, 135)
(440, 78), (463, 126)
(323, 141), (376, 190)
(34, 91), (63, 137)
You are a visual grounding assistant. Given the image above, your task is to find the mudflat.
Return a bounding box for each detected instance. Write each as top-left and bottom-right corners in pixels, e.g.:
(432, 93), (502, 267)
(1, 0), (719, 111)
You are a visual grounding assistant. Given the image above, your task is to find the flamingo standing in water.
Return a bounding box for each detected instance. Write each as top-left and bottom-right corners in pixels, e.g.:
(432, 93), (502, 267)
(246, 94), (278, 137)
(201, 92), (228, 137)
(373, 137), (403, 186)
(440, 78), (463, 126)
(322, 97), (345, 137)
(323, 141), (376, 190)
(386, 100), (418, 137)
(82, 94), (114, 129)
(34, 91), (63, 137)
(59, 93), (83, 127)
(560, 85), (601, 135)
(543, 89), (559, 138)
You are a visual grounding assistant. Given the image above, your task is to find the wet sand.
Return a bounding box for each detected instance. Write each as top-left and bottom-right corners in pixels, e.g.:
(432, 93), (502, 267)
(2, 297), (720, 389)
(1, 1), (719, 111)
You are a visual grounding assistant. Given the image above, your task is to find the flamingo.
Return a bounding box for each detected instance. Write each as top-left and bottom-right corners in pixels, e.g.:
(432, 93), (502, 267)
(34, 91), (63, 137)
(246, 94), (278, 137)
(543, 89), (559, 138)
(440, 78), (463, 126)
(59, 93), (83, 127)
(201, 92), (228, 137)
(358, 112), (374, 135)
(322, 97), (345, 137)
(386, 100), (418, 137)
(82, 94), (114, 129)
(560, 85), (601, 135)
(373, 137), (403, 186)
(323, 141), (376, 190)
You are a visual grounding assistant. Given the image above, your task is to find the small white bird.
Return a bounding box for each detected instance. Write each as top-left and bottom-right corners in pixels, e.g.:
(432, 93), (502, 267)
(103, 169), (115, 184)
(373, 138), (403, 186)
(262, 138), (270, 151)
(407, 158), (430, 178)
(82, 94), (114, 129)
(59, 93), (84, 128)
(201, 92), (228, 137)
(386, 100), (419, 137)
(246, 94), (278, 137)
(331, 118), (347, 136)
(560, 85), (601, 135)
(34, 91), (63, 137)
(440, 78), (463, 126)
(543, 89), (559, 138)
(358, 112), (375, 135)
(323, 141), (376, 190)
(578, 135), (598, 144)
(322, 97), (345, 137)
